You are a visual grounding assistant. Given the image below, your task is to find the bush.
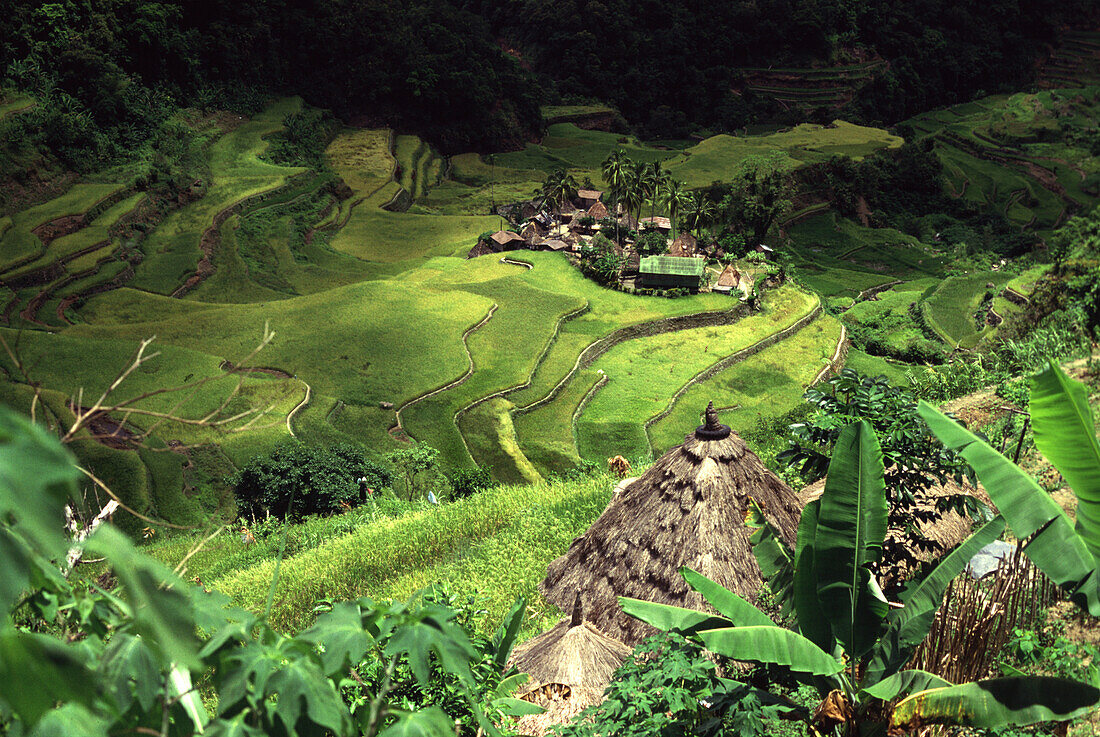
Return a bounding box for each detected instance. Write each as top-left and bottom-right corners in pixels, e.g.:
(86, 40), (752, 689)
(448, 467), (496, 499)
(232, 442), (392, 520)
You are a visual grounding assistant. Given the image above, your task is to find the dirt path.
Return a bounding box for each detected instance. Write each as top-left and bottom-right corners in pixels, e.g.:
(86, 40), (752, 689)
(286, 381), (311, 438)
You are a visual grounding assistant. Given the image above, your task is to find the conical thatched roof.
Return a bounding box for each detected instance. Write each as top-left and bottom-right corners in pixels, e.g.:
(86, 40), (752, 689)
(540, 403), (802, 645)
(511, 596), (633, 692)
(509, 596), (634, 735)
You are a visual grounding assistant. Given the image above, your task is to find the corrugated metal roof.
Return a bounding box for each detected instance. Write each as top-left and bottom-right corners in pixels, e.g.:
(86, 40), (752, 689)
(639, 255), (706, 276)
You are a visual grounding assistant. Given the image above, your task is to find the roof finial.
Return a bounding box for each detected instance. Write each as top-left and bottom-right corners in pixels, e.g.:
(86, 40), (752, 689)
(571, 592), (583, 627)
(695, 401), (731, 440)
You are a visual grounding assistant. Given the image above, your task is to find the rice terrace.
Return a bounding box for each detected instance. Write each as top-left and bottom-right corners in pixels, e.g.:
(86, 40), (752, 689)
(2, 3), (1100, 736)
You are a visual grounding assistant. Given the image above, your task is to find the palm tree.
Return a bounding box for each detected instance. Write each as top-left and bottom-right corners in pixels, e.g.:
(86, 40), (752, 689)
(621, 165), (646, 230)
(540, 168), (578, 230)
(662, 178), (691, 235)
(685, 191), (716, 235)
(601, 149), (632, 243)
(648, 165), (671, 223)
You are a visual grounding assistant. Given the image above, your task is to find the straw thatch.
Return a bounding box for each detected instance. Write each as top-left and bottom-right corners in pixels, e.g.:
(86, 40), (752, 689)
(540, 403), (802, 645)
(541, 238), (569, 251)
(510, 596), (634, 735)
(491, 230), (526, 247)
(466, 242), (496, 259)
(587, 201), (610, 221)
(800, 475), (991, 574)
(669, 232), (697, 257)
(639, 216), (671, 231)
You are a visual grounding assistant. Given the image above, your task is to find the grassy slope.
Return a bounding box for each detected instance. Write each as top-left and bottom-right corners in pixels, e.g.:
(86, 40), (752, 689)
(922, 271), (1012, 349)
(575, 286), (818, 462)
(0, 184), (126, 272)
(132, 97), (308, 295)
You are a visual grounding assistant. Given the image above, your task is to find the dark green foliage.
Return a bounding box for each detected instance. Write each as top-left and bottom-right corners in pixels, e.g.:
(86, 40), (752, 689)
(552, 632), (781, 737)
(779, 370), (979, 580)
(264, 107), (338, 168)
(232, 442), (392, 520)
(447, 468), (496, 499)
(636, 229), (668, 256)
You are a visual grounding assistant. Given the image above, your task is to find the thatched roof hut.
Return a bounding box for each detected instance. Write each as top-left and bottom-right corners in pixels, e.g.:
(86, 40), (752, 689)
(466, 242), (496, 259)
(541, 238), (569, 252)
(491, 230), (526, 249)
(639, 216), (671, 232)
(669, 232), (697, 257)
(540, 403), (802, 645)
(510, 596), (633, 735)
(587, 200), (610, 221)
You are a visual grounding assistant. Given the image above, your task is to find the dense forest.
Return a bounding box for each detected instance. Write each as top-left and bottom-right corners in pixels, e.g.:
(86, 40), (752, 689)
(1, 0), (1097, 165)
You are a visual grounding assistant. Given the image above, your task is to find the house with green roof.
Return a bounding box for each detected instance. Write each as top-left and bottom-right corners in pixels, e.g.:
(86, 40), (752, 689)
(637, 255), (706, 290)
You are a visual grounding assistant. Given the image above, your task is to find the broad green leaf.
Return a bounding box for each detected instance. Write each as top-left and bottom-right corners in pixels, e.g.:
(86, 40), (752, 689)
(867, 517), (1006, 683)
(681, 567), (775, 627)
(619, 597), (731, 634)
(1030, 362), (1100, 560)
(697, 626), (843, 676)
(793, 499), (833, 652)
(0, 626), (97, 726)
(491, 673), (530, 701)
(918, 401), (1100, 615)
(891, 677), (1100, 730)
(299, 601), (374, 676)
(98, 633), (160, 715)
(862, 670), (952, 701)
(491, 597), (525, 673)
(383, 607), (478, 688)
(492, 697), (546, 717)
(86, 527), (200, 669)
(815, 420), (889, 658)
(747, 502), (796, 618)
(265, 654), (352, 736)
(379, 706), (458, 737)
(0, 406), (80, 612)
(27, 704), (109, 737)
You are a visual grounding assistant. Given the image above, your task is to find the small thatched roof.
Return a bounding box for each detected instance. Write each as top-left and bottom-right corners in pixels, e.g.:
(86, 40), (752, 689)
(510, 596), (633, 736)
(669, 232), (697, 257)
(511, 596), (633, 692)
(540, 403), (802, 645)
(467, 242), (496, 259)
(587, 201), (610, 221)
(640, 216), (671, 231)
(491, 230), (526, 246)
(542, 238), (569, 251)
(577, 189), (603, 201)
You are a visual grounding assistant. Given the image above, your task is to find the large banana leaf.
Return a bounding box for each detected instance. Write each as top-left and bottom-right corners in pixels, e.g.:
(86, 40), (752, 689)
(1030, 361), (1100, 560)
(815, 420), (889, 658)
(918, 401), (1100, 615)
(680, 567), (775, 627)
(793, 499), (833, 652)
(891, 677), (1100, 730)
(747, 501), (796, 619)
(865, 516), (1006, 683)
(618, 597), (730, 634)
(862, 670), (952, 701)
(697, 625), (843, 676)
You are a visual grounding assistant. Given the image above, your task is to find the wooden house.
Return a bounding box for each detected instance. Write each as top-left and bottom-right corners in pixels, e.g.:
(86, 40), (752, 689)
(587, 200), (610, 221)
(712, 264), (751, 296)
(637, 255), (705, 290)
(639, 216), (671, 233)
(490, 230), (526, 251)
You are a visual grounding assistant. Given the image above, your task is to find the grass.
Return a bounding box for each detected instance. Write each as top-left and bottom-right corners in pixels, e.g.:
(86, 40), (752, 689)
(922, 271), (1013, 349)
(0, 184), (126, 273)
(665, 121), (902, 187)
(647, 314), (844, 455)
(512, 369), (602, 475)
(325, 128), (393, 197)
(574, 285), (819, 462)
(328, 208), (498, 264)
(132, 97), (308, 295)
(540, 104), (616, 123)
(210, 472), (617, 634)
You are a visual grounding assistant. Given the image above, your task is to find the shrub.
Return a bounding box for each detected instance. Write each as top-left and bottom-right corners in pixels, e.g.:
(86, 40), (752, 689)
(448, 467), (496, 499)
(232, 442), (392, 520)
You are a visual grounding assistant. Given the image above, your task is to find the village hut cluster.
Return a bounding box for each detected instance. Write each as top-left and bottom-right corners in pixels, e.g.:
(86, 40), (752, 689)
(467, 189), (769, 296)
(509, 403), (990, 733)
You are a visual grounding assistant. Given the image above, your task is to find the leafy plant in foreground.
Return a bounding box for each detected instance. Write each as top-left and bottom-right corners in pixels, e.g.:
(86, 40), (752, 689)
(0, 404), (539, 736)
(622, 420), (1100, 734)
(919, 360), (1100, 615)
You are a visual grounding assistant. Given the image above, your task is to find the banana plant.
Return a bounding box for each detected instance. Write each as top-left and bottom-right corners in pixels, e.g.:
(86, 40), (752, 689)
(918, 360), (1100, 615)
(620, 420), (1100, 734)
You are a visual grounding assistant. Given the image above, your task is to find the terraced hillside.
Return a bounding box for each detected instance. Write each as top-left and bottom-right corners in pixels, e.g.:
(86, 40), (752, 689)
(735, 60), (887, 114)
(903, 89), (1100, 233)
(9, 88), (1086, 535)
